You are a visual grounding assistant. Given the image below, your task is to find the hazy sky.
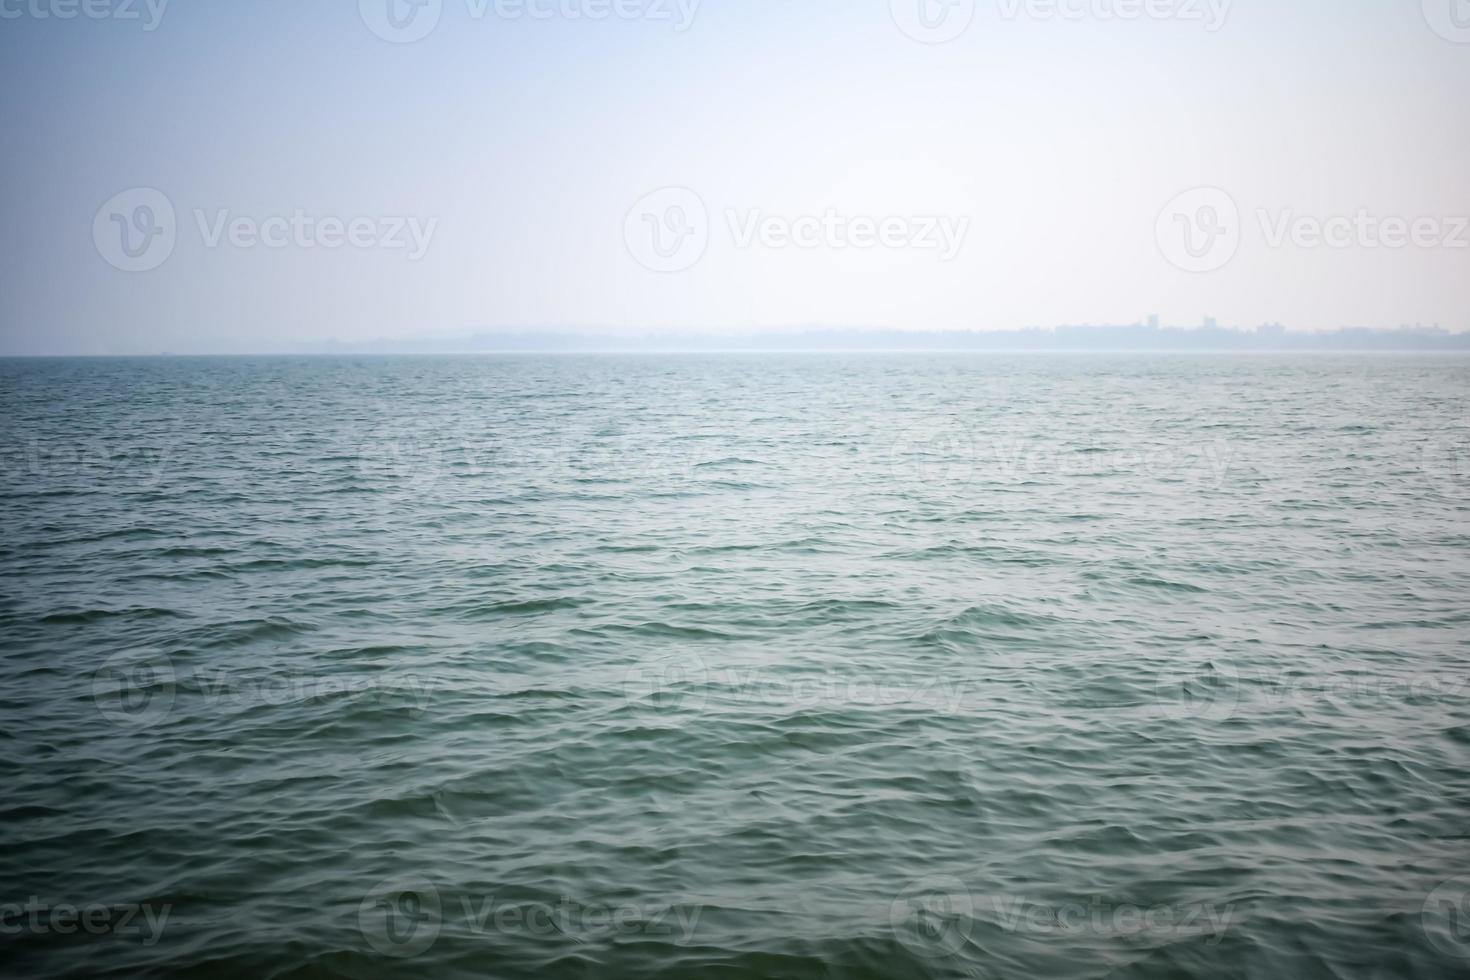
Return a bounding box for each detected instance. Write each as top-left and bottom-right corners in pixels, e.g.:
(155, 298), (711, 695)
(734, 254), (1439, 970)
(1, 0), (1467, 354)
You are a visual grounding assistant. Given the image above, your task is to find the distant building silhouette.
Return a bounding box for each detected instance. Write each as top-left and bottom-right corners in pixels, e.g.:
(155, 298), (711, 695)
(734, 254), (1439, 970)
(310, 322), (1470, 354)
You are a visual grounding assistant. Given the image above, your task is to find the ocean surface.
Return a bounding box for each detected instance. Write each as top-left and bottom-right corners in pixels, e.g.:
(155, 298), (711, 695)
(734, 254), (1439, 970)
(1, 353), (1468, 979)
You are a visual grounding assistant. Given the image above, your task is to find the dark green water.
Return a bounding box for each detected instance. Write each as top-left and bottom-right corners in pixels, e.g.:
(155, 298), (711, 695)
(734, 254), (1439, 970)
(1, 354), (1468, 979)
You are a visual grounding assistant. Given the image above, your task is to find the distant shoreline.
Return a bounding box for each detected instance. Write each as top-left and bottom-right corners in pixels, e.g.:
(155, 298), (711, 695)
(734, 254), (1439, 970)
(7, 325), (1470, 358)
(8, 350), (1470, 358)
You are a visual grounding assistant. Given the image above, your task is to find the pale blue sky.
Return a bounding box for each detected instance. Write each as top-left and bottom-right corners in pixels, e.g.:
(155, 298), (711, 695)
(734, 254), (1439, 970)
(1, 0), (1467, 353)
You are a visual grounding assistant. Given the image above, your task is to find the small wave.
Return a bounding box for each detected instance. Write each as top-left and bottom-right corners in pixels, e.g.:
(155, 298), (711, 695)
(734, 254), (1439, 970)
(458, 596), (589, 617)
(38, 605), (187, 624)
(1127, 576), (1209, 593)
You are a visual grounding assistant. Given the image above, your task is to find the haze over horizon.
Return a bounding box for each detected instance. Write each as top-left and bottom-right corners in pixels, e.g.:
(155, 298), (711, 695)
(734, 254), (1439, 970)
(2, 0), (1468, 355)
